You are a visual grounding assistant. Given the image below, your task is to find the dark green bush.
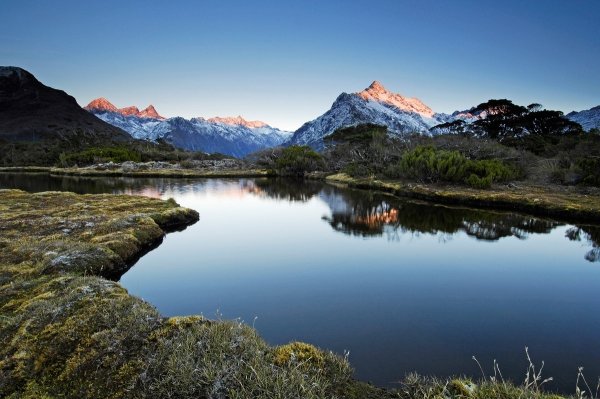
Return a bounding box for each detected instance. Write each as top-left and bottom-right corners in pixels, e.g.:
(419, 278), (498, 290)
(59, 146), (142, 166)
(342, 162), (374, 178)
(324, 124), (387, 145)
(388, 146), (518, 188)
(274, 145), (325, 176)
(575, 157), (600, 186)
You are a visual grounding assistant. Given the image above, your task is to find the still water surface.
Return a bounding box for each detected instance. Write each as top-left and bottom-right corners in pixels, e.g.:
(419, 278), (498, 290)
(2, 173), (599, 391)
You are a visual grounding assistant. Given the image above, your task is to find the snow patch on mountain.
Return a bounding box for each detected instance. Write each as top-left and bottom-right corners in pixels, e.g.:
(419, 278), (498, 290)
(207, 115), (269, 129)
(566, 106), (600, 131)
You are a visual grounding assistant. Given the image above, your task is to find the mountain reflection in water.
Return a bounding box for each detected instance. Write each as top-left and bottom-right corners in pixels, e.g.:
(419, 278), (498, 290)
(253, 178), (598, 261)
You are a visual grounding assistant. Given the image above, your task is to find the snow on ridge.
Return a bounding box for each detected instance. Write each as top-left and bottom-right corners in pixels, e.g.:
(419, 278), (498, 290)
(288, 87), (442, 149)
(87, 108), (292, 157)
(566, 105), (600, 131)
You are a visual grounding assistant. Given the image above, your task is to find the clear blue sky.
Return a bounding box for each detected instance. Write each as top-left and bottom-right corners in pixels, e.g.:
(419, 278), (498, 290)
(2, 0), (599, 130)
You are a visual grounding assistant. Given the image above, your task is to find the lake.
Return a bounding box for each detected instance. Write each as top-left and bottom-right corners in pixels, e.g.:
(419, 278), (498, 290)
(1, 172), (599, 392)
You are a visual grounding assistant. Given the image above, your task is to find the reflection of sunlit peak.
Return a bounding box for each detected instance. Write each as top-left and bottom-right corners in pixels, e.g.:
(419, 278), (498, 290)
(355, 208), (399, 227)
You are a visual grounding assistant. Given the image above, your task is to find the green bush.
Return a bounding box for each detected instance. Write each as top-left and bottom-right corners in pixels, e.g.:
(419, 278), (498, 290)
(59, 146), (141, 166)
(342, 162), (374, 178)
(274, 145), (324, 176)
(388, 146), (518, 188)
(324, 124), (388, 145)
(575, 157), (600, 186)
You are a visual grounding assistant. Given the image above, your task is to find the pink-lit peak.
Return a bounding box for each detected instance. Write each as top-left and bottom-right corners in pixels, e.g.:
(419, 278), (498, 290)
(357, 81), (434, 118)
(84, 97), (118, 113)
(207, 115), (268, 128)
(119, 105), (140, 116)
(138, 105), (164, 119)
(84, 98), (165, 120)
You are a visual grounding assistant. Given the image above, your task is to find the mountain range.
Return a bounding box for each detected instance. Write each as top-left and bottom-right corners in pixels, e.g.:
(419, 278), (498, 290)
(85, 99), (292, 157)
(288, 81), (600, 148)
(2, 66), (598, 160)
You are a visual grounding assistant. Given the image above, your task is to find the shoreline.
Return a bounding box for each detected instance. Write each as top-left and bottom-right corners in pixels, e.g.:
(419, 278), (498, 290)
(0, 165), (272, 178)
(324, 173), (600, 225)
(3, 166), (599, 226)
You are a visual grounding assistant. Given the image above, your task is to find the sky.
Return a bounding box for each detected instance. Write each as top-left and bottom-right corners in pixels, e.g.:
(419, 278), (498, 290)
(1, 0), (599, 131)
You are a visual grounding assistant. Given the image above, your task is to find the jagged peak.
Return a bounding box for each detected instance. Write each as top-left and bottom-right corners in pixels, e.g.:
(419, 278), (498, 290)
(138, 105), (164, 120)
(356, 81), (434, 118)
(368, 80), (385, 91)
(207, 115), (268, 128)
(85, 98), (164, 119)
(85, 97), (118, 112)
(118, 105), (140, 116)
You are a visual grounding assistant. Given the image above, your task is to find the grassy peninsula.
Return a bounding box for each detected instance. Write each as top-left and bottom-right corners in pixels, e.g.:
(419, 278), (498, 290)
(0, 189), (381, 399)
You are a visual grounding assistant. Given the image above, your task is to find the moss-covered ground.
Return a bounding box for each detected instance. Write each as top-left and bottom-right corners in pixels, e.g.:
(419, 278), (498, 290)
(0, 189), (582, 398)
(0, 189), (378, 398)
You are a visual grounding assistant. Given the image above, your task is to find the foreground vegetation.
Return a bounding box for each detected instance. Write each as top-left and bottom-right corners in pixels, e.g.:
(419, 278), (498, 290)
(0, 190), (378, 398)
(1, 189), (596, 398)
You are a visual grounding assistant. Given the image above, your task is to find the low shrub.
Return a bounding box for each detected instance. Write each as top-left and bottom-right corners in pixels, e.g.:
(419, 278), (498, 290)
(59, 146), (141, 166)
(575, 156), (600, 186)
(387, 146), (518, 188)
(274, 145), (325, 176)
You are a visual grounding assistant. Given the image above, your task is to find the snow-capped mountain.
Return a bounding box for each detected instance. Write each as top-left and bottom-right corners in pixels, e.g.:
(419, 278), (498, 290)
(566, 106), (600, 131)
(287, 81), (446, 148)
(85, 98), (292, 157)
(85, 98), (166, 120)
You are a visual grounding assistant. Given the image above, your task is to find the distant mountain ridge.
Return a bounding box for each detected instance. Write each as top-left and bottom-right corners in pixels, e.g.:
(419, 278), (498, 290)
(5, 65), (594, 162)
(287, 81), (446, 149)
(85, 98), (292, 157)
(85, 98), (165, 120)
(286, 82), (596, 149)
(566, 106), (600, 131)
